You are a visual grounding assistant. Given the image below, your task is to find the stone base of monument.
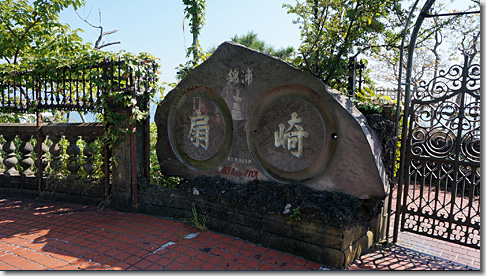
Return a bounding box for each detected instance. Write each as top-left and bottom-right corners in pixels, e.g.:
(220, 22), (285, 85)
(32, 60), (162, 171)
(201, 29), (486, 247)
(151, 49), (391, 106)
(137, 177), (387, 269)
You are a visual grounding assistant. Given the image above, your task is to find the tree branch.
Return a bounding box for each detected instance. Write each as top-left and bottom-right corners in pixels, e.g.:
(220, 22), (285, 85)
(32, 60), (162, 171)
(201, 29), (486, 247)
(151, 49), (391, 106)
(0, 14), (20, 40)
(102, 29), (118, 37)
(13, 13), (43, 64)
(324, 0), (360, 83)
(97, 41), (121, 49)
(75, 9), (101, 29)
(75, 9), (120, 50)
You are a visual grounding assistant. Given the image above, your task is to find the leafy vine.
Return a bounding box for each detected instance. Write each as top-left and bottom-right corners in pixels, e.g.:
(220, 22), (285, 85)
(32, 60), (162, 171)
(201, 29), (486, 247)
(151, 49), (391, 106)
(0, 50), (161, 150)
(177, 0), (208, 80)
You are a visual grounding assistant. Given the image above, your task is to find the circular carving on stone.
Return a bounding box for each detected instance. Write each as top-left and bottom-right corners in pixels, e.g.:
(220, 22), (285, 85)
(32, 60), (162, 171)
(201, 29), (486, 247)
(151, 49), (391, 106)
(168, 86), (233, 171)
(248, 84), (337, 183)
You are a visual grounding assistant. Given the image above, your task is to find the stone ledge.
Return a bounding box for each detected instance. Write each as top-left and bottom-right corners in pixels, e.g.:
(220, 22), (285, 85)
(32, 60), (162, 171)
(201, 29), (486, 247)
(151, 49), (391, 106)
(0, 186), (105, 207)
(0, 176), (106, 206)
(137, 184), (382, 269)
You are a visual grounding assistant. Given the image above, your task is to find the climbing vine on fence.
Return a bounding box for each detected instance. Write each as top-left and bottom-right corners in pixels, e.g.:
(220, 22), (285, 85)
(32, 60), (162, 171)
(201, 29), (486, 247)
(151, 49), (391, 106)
(0, 50), (161, 150)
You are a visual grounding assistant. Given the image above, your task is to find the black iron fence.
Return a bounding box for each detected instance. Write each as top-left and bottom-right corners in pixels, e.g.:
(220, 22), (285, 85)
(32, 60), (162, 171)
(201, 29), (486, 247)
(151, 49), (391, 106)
(0, 58), (157, 113)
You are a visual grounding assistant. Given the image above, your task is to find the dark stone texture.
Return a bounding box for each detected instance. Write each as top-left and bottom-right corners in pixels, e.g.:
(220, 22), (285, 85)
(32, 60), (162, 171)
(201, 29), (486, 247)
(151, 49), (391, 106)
(364, 113), (397, 188)
(178, 176), (383, 229)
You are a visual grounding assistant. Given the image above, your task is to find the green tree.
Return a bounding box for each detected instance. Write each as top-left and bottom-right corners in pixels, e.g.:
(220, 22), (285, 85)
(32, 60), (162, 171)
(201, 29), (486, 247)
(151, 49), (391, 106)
(0, 0), (89, 65)
(231, 31), (295, 60)
(371, 1), (480, 89)
(0, 0), (92, 123)
(283, 0), (404, 92)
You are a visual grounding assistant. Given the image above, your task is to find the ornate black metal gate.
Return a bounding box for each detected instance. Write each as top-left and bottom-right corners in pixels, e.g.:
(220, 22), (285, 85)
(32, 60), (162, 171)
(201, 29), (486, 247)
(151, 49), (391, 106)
(391, 0), (480, 249)
(397, 55), (480, 248)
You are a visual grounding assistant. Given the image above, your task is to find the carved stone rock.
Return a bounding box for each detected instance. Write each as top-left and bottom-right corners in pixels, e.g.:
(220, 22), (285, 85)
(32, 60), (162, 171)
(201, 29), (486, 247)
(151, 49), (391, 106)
(155, 41), (388, 199)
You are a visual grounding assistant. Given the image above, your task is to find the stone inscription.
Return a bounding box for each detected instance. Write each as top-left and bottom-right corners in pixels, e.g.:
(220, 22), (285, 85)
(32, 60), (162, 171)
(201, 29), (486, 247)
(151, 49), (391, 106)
(188, 109), (210, 150)
(227, 157), (252, 164)
(227, 68), (253, 85)
(173, 94), (225, 163)
(221, 166), (259, 179)
(274, 112), (309, 158)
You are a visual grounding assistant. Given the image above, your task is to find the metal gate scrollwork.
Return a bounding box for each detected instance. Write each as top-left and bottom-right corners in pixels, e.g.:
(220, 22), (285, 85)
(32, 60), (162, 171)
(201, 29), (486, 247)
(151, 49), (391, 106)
(391, 0), (481, 250)
(398, 54), (480, 248)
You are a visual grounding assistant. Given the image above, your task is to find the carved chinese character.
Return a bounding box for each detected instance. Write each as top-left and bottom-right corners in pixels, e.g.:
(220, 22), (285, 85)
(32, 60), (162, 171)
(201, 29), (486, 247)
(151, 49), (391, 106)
(274, 112), (309, 158)
(227, 68), (239, 84)
(188, 110), (210, 149)
(244, 67), (253, 85)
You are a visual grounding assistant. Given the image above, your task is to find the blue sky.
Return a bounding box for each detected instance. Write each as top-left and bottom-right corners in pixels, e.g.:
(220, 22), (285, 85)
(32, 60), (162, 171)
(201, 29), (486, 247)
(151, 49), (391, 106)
(58, 0), (302, 122)
(60, 0), (301, 91)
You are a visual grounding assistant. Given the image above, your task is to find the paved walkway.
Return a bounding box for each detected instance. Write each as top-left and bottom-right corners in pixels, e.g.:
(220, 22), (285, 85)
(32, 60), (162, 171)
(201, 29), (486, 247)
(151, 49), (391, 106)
(0, 196), (325, 271)
(0, 196), (480, 271)
(348, 233), (480, 271)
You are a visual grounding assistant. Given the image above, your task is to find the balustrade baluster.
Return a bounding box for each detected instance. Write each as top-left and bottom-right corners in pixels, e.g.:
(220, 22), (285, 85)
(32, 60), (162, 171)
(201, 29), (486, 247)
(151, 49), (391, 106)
(19, 135), (35, 177)
(48, 136), (63, 173)
(39, 139), (49, 176)
(66, 136), (81, 178)
(3, 135), (19, 177)
(82, 137), (95, 180)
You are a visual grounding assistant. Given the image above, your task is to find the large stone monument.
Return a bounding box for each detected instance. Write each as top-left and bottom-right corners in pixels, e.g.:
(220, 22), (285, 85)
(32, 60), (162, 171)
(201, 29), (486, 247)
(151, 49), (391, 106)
(151, 41), (391, 268)
(155, 41), (388, 199)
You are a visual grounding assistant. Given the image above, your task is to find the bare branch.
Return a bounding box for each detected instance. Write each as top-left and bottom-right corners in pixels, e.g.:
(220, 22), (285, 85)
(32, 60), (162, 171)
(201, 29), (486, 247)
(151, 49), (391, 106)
(97, 41), (121, 49)
(94, 26), (104, 49)
(75, 9), (120, 50)
(102, 29), (118, 36)
(75, 9), (101, 30)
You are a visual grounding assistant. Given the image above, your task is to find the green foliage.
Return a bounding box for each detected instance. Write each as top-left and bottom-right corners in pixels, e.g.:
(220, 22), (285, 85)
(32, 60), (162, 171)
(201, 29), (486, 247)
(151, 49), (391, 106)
(0, 113), (26, 123)
(149, 122), (184, 188)
(231, 31), (295, 61)
(352, 86), (395, 113)
(394, 116), (403, 178)
(177, 0), (208, 80)
(283, 0), (404, 92)
(289, 207), (301, 221)
(183, 0), (206, 60)
(0, 0), (88, 65)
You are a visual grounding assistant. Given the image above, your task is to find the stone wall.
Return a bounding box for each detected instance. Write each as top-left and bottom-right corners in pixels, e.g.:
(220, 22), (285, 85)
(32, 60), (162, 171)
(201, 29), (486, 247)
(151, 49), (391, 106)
(136, 177), (387, 269)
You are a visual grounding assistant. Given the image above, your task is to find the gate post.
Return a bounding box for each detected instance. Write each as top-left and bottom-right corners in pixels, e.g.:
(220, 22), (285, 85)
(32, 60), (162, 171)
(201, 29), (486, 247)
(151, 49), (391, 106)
(107, 100), (139, 211)
(135, 92), (151, 187)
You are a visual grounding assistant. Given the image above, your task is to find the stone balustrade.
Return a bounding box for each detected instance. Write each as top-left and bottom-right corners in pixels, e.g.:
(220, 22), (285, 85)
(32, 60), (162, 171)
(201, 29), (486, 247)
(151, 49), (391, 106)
(0, 123), (106, 200)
